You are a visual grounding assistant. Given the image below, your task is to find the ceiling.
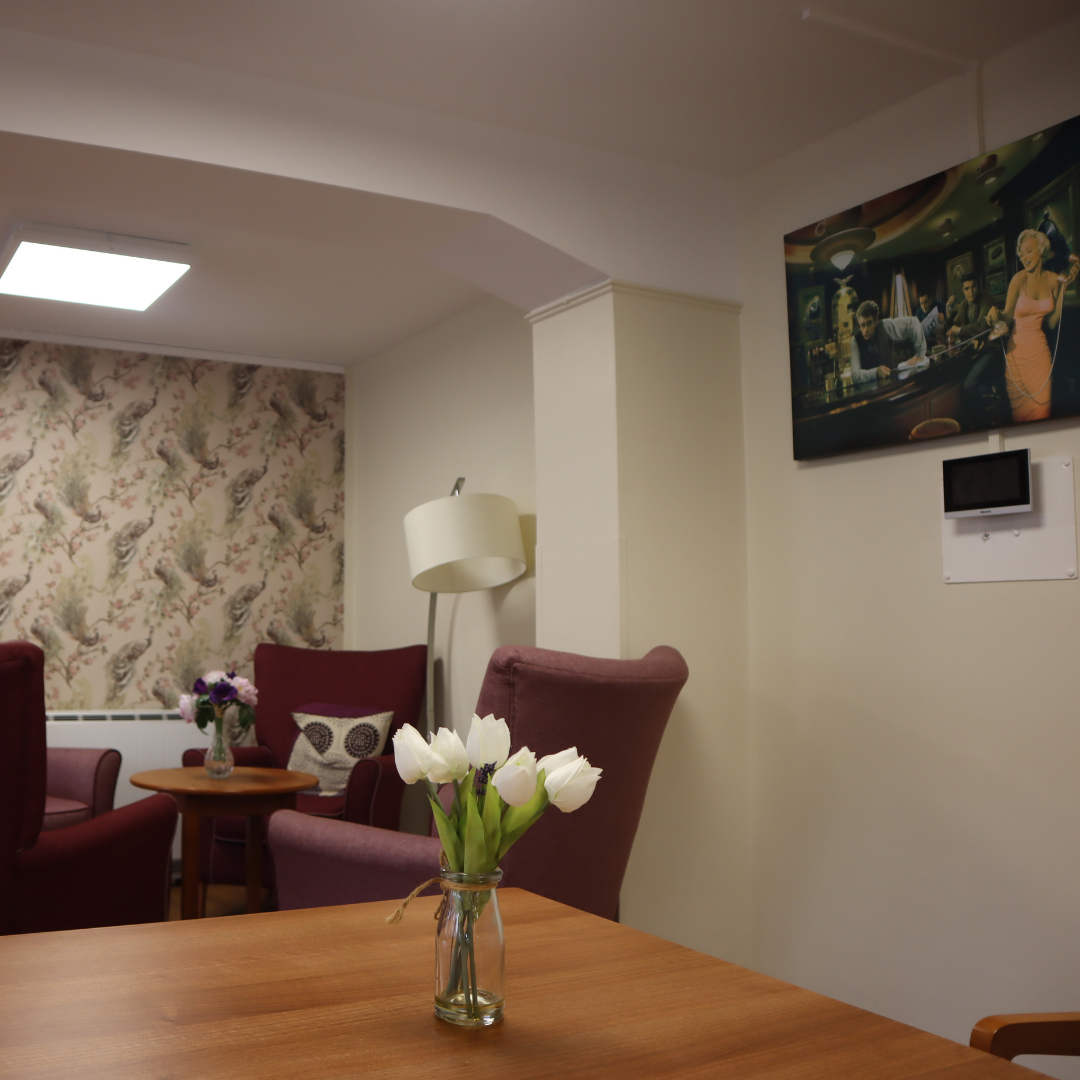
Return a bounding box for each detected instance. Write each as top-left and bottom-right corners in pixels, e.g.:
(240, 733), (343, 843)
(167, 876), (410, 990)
(0, 2), (1073, 367)
(0, 131), (490, 367)
(0, 0), (1074, 177)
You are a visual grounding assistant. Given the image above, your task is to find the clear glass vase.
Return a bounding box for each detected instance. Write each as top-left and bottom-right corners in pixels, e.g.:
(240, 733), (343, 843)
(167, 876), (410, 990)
(434, 869), (504, 1027)
(204, 715), (234, 778)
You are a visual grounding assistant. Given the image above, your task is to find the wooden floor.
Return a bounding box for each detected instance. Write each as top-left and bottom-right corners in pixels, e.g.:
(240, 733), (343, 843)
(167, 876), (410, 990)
(167, 884), (270, 920)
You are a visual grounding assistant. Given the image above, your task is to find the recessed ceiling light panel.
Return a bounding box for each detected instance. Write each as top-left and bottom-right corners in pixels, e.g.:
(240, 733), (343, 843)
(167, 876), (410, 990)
(0, 223), (191, 311)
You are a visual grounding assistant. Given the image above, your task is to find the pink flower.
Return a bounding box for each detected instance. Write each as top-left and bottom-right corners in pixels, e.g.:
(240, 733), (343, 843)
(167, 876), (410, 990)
(178, 694), (196, 723)
(233, 676), (258, 706)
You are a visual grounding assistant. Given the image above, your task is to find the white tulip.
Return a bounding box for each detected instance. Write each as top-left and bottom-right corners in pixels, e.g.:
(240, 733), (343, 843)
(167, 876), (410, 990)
(544, 754), (602, 812)
(426, 726), (470, 784)
(537, 746), (579, 776)
(491, 747), (539, 806)
(392, 723), (434, 784)
(465, 713), (511, 770)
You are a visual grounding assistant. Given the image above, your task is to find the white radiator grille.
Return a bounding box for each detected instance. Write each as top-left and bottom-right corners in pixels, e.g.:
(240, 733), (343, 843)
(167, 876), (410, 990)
(46, 712), (210, 810)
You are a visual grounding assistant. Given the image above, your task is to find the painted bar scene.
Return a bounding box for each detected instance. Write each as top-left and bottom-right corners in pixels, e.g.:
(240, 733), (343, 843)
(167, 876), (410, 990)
(786, 115), (1080, 460)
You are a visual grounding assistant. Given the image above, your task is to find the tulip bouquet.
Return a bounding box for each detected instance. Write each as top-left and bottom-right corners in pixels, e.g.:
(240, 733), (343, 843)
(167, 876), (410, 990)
(392, 713), (601, 1025)
(392, 713), (601, 874)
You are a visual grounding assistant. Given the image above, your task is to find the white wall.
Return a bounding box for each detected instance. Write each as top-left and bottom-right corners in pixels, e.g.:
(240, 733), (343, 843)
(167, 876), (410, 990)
(345, 298), (535, 740)
(739, 15), (1080, 1077)
(530, 285), (622, 658)
(532, 281), (751, 961)
(611, 285), (750, 962)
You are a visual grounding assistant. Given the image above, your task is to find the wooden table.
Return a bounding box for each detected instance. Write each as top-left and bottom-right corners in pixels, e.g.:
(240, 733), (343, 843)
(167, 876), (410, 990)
(130, 766), (318, 919)
(0, 889), (1036, 1080)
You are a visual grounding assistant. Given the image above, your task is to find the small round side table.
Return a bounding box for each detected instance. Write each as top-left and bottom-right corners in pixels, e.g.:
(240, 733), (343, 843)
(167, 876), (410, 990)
(131, 766), (318, 920)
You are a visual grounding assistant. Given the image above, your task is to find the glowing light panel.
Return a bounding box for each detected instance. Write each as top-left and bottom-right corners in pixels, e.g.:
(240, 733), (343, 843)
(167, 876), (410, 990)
(0, 241), (189, 311)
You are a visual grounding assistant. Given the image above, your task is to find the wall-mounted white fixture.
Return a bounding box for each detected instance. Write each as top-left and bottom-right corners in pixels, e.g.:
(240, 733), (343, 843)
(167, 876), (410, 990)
(0, 223), (190, 311)
(942, 456), (1076, 583)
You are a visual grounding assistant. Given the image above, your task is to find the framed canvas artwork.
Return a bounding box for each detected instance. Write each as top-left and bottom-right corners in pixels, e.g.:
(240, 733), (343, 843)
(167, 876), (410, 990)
(785, 114), (1080, 459)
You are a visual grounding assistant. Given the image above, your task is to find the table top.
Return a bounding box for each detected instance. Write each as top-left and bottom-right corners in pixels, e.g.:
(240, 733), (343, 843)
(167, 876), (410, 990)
(0, 888), (1032, 1080)
(130, 765), (318, 797)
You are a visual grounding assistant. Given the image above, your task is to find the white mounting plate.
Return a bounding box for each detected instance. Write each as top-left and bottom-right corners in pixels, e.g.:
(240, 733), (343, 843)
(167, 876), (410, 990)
(942, 456), (1077, 583)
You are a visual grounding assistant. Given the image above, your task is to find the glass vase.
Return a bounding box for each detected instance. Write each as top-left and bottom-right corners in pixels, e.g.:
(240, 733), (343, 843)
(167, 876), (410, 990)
(434, 868), (504, 1027)
(204, 716), (234, 778)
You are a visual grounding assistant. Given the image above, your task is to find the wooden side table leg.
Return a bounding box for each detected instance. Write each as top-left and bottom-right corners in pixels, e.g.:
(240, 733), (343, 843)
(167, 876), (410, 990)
(246, 813), (265, 915)
(181, 809), (201, 920)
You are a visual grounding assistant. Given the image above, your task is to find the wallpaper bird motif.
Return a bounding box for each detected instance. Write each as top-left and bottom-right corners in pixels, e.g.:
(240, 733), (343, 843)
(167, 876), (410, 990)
(0, 337), (345, 709)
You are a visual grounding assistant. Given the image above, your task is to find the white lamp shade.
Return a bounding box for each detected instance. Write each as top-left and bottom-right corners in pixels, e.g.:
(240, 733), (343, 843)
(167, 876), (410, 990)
(404, 493), (526, 593)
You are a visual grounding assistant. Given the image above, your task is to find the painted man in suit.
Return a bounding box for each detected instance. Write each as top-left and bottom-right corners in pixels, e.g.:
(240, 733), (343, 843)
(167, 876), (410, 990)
(951, 273), (1008, 428)
(849, 300), (927, 383)
(948, 273), (994, 343)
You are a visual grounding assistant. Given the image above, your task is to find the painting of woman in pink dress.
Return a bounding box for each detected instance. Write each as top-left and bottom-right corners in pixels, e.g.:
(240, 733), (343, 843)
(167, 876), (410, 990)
(988, 230), (1079, 423)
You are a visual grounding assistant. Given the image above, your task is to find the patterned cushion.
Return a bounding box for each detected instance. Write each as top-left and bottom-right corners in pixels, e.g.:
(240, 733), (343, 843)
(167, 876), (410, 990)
(286, 703), (393, 796)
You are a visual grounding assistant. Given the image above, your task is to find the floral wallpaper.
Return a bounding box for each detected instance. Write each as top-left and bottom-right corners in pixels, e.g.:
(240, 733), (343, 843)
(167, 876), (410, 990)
(0, 337), (344, 710)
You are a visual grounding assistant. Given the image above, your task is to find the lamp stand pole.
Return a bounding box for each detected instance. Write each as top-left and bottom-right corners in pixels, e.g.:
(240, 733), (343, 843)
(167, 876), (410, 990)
(425, 590), (437, 739)
(422, 477), (465, 739)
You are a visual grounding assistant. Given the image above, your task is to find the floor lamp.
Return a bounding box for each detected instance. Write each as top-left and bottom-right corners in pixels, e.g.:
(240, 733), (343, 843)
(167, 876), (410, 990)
(404, 479), (527, 738)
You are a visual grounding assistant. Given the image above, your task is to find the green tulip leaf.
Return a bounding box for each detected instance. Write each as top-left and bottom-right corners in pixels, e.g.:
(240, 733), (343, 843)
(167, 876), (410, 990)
(482, 784), (502, 871)
(428, 793), (463, 872)
(464, 785), (487, 874)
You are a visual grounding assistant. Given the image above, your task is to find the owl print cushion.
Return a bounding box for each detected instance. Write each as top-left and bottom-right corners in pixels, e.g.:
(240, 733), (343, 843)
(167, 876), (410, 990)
(286, 702), (394, 796)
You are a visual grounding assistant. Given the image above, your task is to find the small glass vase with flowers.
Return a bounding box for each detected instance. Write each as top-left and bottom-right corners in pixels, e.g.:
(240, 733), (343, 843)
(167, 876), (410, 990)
(389, 713), (601, 1027)
(179, 671), (258, 778)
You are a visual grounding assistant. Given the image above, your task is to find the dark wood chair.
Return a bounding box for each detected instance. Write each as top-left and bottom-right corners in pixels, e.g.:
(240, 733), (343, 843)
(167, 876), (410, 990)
(971, 1013), (1080, 1061)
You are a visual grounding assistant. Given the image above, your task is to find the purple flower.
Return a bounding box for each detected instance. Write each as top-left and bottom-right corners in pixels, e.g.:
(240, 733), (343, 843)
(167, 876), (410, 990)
(209, 681), (238, 706)
(192, 678), (208, 694)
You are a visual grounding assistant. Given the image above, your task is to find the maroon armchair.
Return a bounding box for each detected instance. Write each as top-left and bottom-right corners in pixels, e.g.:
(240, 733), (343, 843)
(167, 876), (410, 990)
(182, 642), (426, 890)
(0, 641), (178, 935)
(269, 644), (688, 920)
(43, 747), (121, 831)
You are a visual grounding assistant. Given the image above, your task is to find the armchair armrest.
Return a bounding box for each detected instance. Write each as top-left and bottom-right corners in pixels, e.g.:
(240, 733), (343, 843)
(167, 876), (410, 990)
(46, 747), (121, 816)
(342, 753), (405, 830)
(268, 809), (440, 910)
(971, 1013), (1080, 1060)
(181, 745), (275, 768)
(14, 794), (178, 934)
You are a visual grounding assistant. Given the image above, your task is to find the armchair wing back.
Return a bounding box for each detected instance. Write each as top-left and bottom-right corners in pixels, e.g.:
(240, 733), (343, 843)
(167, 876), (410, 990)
(475, 644), (688, 920)
(253, 642), (428, 768)
(0, 640), (177, 935)
(0, 642), (47, 905)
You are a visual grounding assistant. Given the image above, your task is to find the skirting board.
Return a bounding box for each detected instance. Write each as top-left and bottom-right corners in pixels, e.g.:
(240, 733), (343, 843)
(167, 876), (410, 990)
(942, 456), (1077, 583)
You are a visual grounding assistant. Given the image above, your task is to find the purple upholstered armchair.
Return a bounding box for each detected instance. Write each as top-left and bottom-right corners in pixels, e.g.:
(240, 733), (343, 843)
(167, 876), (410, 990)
(269, 644), (688, 920)
(181, 642), (427, 891)
(0, 641), (178, 935)
(43, 747), (121, 831)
